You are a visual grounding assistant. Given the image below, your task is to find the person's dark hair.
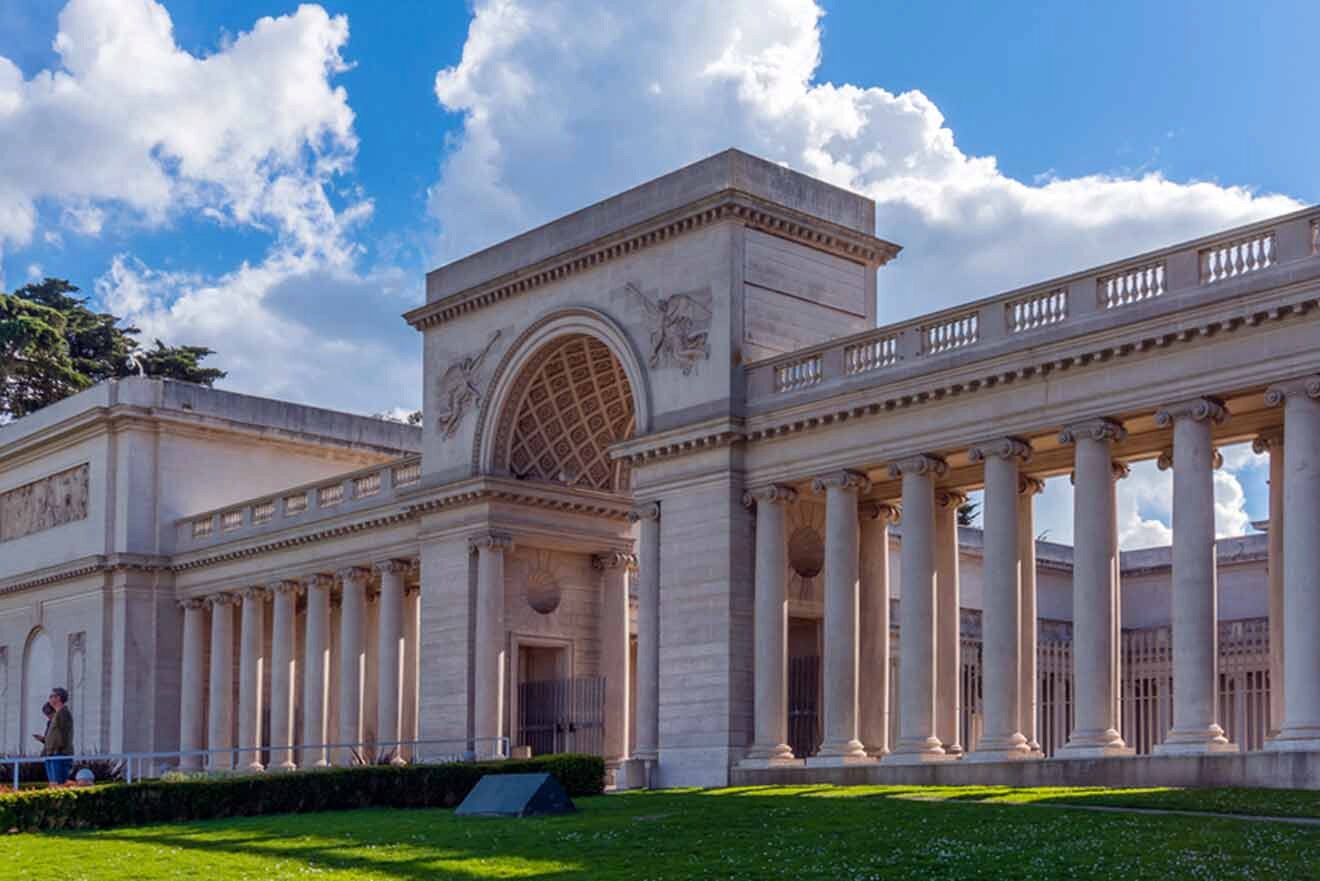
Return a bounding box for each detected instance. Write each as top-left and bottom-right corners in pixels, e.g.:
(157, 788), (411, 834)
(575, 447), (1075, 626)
(50, 687), (69, 704)
(41, 702), (54, 717)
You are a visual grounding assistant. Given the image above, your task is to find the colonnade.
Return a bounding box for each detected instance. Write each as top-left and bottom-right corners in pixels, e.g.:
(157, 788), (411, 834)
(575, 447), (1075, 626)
(740, 382), (1320, 767)
(178, 560), (421, 771)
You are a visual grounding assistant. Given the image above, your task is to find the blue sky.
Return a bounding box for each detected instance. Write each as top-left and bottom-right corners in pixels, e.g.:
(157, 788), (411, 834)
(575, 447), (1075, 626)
(0, 0), (1313, 545)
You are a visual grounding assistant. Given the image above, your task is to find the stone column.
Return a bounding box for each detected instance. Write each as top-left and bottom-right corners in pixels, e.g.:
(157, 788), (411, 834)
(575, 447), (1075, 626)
(337, 566), (371, 765)
(629, 502), (661, 763)
(402, 577), (421, 755)
(741, 486), (797, 765)
(595, 551), (634, 764)
(237, 587), (267, 772)
(178, 599), (207, 771)
(472, 534), (512, 759)
(1017, 476), (1045, 753)
(302, 573), (333, 767)
(1058, 418), (1132, 757)
(809, 470), (872, 764)
(934, 487), (966, 755)
(859, 501), (900, 757)
(1253, 429), (1285, 738)
(375, 560), (409, 763)
(1265, 377), (1320, 750)
(968, 439), (1033, 761)
(885, 454), (950, 764)
(1154, 398), (1235, 754)
(269, 581), (301, 770)
(206, 593), (237, 770)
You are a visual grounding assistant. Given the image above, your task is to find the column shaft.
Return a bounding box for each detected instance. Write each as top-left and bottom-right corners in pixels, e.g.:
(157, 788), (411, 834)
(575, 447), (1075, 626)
(237, 589), (266, 771)
(1018, 479), (1043, 753)
(473, 536), (510, 759)
(631, 504), (661, 763)
(934, 490), (964, 755)
(269, 584), (298, 770)
(206, 595), (235, 770)
(302, 576), (331, 767)
(598, 553), (633, 763)
(337, 568), (368, 765)
(375, 561), (407, 762)
(178, 601), (207, 770)
(743, 487), (795, 764)
(402, 582), (421, 756)
(859, 503), (898, 757)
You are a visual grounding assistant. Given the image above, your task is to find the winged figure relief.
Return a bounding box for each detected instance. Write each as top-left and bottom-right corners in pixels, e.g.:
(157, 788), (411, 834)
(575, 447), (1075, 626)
(627, 282), (712, 374)
(436, 329), (502, 438)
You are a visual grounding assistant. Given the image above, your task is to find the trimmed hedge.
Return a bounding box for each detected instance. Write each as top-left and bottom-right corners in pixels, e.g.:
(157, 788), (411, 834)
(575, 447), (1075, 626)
(0, 754), (604, 832)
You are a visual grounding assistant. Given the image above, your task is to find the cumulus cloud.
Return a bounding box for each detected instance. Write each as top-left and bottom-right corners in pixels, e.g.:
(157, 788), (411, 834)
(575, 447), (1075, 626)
(428, 0), (1301, 319)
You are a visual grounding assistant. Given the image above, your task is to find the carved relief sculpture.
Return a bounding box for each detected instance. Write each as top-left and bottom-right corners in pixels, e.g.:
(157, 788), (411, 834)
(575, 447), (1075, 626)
(0, 464), (90, 543)
(628, 282), (712, 374)
(436, 330), (502, 438)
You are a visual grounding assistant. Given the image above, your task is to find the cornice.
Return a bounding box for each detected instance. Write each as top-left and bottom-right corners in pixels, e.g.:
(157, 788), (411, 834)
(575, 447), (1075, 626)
(405, 476), (634, 521)
(170, 508), (416, 572)
(610, 416), (746, 466)
(406, 190), (900, 330)
(0, 553), (169, 597)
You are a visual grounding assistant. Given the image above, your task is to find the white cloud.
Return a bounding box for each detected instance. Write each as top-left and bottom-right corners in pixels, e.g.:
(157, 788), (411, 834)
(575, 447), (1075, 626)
(429, 0), (1301, 320)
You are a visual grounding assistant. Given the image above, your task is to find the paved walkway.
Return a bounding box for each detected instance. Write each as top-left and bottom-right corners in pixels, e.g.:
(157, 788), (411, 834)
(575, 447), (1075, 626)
(909, 795), (1320, 827)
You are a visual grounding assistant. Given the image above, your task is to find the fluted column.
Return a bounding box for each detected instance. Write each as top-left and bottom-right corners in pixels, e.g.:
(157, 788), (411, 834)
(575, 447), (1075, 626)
(1154, 398), (1235, 754)
(1058, 418), (1132, 757)
(375, 560), (409, 763)
(1265, 377), (1320, 750)
(809, 470), (872, 764)
(1253, 429), (1284, 738)
(472, 534), (512, 759)
(206, 593), (237, 770)
(1018, 476), (1045, 753)
(595, 551), (634, 764)
(934, 487), (966, 755)
(741, 486), (797, 765)
(178, 599), (207, 770)
(269, 581), (301, 770)
(968, 438), (1034, 760)
(237, 587), (267, 771)
(337, 566), (370, 765)
(859, 501), (900, 757)
(629, 502), (661, 763)
(885, 454), (950, 764)
(302, 573), (333, 767)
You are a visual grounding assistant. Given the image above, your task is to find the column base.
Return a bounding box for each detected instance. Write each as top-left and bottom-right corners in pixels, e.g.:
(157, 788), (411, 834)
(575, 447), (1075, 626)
(883, 736), (953, 765)
(1265, 726), (1320, 752)
(864, 746), (890, 759)
(964, 734), (1035, 763)
(812, 737), (869, 762)
(743, 741), (796, 763)
(940, 741), (964, 756)
(1152, 727), (1237, 756)
(1056, 731), (1134, 760)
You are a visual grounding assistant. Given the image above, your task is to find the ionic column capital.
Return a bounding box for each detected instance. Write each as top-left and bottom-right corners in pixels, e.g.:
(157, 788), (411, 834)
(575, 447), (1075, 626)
(592, 551), (637, 571)
(627, 501), (661, 523)
(373, 559), (411, 577)
(1154, 397), (1228, 427)
(179, 597), (207, 612)
(270, 580), (303, 597)
(968, 437), (1032, 464)
(469, 532), (513, 553)
(1265, 375), (1320, 406)
(1059, 417), (1126, 445)
(811, 470), (872, 495)
(336, 566), (372, 586)
(1111, 462), (1131, 481)
(206, 592), (240, 609)
(887, 454), (948, 479)
(303, 573), (335, 592)
(742, 484), (799, 509)
(1017, 475), (1046, 497)
(240, 586), (270, 603)
(1156, 448), (1224, 471)
(1252, 427), (1284, 453)
(859, 501), (901, 524)
(935, 488), (969, 510)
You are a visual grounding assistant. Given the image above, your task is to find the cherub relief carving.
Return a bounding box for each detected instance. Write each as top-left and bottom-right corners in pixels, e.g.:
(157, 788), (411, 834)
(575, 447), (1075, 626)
(435, 330), (502, 438)
(627, 282), (712, 374)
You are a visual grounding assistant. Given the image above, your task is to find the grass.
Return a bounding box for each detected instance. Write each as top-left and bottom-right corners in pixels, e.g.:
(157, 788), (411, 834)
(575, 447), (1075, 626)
(7, 784), (1320, 880)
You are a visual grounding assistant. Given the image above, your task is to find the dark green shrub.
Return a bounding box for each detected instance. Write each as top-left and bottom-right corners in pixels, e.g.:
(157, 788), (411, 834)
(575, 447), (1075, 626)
(0, 754), (604, 832)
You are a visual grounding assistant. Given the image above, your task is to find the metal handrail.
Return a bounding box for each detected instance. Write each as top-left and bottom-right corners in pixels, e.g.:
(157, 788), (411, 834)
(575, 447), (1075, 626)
(2, 736), (510, 791)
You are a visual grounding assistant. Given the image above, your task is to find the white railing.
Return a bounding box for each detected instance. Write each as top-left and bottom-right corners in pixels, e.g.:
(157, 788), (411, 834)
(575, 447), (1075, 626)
(220, 510), (243, 532)
(252, 501), (275, 525)
(844, 335), (898, 375)
(1099, 261), (1165, 309)
(191, 517), (213, 539)
(318, 484), (344, 507)
(774, 354), (823, 392)
(746, 207), (1319, 400)
(393, 462), (422, 486)
(353, 472), (381, 499)
(285, 492), (309, 515)
(1200, 231), (1276, 284)
(922, 311), (978, 354)
(1007, 286), (1068, 333)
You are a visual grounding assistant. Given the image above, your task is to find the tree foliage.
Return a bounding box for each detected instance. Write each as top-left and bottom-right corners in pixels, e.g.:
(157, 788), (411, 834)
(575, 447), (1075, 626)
(0, 278), (225, 420)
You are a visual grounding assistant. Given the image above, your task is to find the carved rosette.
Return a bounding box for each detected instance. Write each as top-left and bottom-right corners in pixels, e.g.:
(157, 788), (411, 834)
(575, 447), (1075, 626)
(859, 501), (901, 524)
(1018, 475), (1046, 497)
(469, 533), (514, 553)
(935, 488), (970, 510)
(811, 470), (872, 495)
(1154, 397), (1228, 427)
(627, 501), (661, 524)
(1265, 375), (1320, 407)
(742, 485), (799, 509)
(1058, 417), (1127, 446)
(887, 454), (949, 479)
(1252, 428), (1284, 455)
(968, 436), (1032, 464)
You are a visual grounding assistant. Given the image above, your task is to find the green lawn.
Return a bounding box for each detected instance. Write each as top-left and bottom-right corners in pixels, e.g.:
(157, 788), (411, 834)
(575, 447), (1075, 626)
(7, 785), (1320, 880)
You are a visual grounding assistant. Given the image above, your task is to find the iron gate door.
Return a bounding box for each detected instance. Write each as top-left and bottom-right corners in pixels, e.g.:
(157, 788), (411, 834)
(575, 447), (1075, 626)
(517, 675), (606, 757)
(788, 655), (821, 758)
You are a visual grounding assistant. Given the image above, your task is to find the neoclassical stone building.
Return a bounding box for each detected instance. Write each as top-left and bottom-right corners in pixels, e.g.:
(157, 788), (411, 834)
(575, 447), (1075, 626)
(2, 150), (1317, 788)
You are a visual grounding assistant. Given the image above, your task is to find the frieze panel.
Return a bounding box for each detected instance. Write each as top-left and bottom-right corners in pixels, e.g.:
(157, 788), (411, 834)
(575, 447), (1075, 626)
(627, 282), (712, 374)
(0, 464), (89, 543)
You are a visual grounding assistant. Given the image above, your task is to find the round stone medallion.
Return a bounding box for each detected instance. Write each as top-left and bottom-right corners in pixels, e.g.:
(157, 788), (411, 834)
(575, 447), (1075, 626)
(787, 526), (824, 579)
(525, 569), (561, 614)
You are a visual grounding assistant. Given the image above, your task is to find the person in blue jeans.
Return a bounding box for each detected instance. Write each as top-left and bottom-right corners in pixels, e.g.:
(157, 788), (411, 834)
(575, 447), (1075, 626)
(42, 688), (74, 786)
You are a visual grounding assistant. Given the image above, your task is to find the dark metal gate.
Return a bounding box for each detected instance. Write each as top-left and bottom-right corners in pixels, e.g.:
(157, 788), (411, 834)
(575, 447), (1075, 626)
(787, 655), (821, 758)
(517, 675), (606, 757)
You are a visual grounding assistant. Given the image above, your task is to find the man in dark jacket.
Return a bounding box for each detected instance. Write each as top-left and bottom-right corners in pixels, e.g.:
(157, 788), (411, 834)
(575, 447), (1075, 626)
(43, 687), (73, 785)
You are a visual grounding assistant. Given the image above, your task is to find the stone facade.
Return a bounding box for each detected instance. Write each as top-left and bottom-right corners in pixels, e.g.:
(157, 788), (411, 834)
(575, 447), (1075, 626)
(1, 149), (1317, 790)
